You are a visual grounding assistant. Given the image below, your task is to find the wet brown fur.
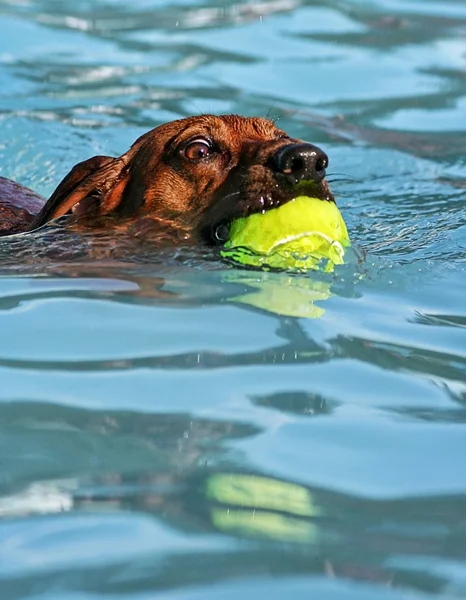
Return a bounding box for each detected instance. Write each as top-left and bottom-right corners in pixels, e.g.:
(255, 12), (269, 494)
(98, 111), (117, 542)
(0, 115), (332, 243)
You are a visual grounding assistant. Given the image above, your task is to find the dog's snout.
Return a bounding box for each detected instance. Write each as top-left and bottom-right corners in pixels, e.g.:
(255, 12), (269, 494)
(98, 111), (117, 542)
(272, 143), (328, 183)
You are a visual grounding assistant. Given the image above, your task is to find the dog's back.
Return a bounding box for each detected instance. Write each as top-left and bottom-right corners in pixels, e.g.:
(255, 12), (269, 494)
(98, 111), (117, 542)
(0, 177), (45, 236)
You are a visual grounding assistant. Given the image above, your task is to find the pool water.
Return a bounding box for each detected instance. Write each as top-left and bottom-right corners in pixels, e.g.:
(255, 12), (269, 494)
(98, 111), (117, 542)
(1, 1), (466, 598)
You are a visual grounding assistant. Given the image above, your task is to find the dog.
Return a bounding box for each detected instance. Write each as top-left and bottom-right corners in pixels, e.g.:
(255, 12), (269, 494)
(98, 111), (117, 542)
(0, 114), (333, 246)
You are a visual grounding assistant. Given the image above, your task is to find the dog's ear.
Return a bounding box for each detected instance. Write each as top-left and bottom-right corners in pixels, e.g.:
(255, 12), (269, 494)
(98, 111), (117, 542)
(30, 154), (140, 229)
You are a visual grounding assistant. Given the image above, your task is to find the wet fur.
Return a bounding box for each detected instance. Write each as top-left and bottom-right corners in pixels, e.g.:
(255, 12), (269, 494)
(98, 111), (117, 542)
(0, 115), (333, 244)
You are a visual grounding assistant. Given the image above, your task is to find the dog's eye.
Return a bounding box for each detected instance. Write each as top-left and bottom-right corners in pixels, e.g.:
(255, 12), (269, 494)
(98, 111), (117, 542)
(184, 139), (212, 160)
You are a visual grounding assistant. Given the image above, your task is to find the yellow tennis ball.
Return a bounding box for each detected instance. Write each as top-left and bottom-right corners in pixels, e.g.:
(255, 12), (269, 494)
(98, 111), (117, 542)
(221, 196), (350, 272)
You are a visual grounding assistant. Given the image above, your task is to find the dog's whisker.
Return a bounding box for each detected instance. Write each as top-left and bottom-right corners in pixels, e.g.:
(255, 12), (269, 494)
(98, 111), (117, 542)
(327, 172), (360, 183)
(185, 100), (204, 116)
(327, 177), (359, 184)
(218, 190), (241, 202)
(266, 102), (277, 121)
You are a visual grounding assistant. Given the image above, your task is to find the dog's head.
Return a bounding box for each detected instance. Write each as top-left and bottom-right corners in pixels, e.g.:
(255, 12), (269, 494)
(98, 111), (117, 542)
(31, 115), (333, 244)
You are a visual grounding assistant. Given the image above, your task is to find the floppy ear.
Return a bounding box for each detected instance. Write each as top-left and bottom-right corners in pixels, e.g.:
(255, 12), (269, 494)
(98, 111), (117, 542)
(30, 155), (133, 229)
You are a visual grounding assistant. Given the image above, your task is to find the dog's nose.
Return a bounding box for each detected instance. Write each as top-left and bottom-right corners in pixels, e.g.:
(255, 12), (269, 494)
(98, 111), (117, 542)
(272, 143), (328, 183)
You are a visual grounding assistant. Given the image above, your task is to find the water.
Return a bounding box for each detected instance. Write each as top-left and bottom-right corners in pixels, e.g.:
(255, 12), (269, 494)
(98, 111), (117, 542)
(0, 0), (466, 598)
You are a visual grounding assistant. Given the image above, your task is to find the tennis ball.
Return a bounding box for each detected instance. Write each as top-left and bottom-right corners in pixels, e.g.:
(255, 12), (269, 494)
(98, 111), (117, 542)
(221, 196), (349, 272)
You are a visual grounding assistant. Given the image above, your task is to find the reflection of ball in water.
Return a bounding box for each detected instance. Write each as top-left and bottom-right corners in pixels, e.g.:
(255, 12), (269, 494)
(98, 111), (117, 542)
(221, 196), (350, 272)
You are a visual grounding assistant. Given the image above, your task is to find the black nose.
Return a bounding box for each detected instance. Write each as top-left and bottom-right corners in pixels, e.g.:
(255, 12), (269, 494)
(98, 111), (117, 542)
(272, 143), (328, 184)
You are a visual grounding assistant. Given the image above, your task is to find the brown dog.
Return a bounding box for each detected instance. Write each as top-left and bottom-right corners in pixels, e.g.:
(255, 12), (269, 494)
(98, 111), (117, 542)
(0, 115), (333, 245)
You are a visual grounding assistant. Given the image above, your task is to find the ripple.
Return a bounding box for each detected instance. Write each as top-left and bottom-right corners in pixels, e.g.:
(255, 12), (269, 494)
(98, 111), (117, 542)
(1, 0), (466, 597)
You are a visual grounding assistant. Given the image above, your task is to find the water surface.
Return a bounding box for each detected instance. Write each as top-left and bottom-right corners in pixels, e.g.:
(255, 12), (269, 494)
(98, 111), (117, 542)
(0, 1), (466, 598)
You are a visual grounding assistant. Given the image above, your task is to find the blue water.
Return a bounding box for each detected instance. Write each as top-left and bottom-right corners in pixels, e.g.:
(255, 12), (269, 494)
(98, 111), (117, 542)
(1, 1), (466, 598)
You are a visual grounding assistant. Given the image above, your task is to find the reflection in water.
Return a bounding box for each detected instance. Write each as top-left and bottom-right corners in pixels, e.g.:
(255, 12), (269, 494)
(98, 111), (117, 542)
(2, 397), (466, 596)
(3, 396), (465, 596)
(0, 267), (349, 333)
(251, 391), (335, 416)
(0, 286), (331, 372)
(334, 335), (466, 390)
(0, 220), (365, 320)
(4, 458), (465, 595)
